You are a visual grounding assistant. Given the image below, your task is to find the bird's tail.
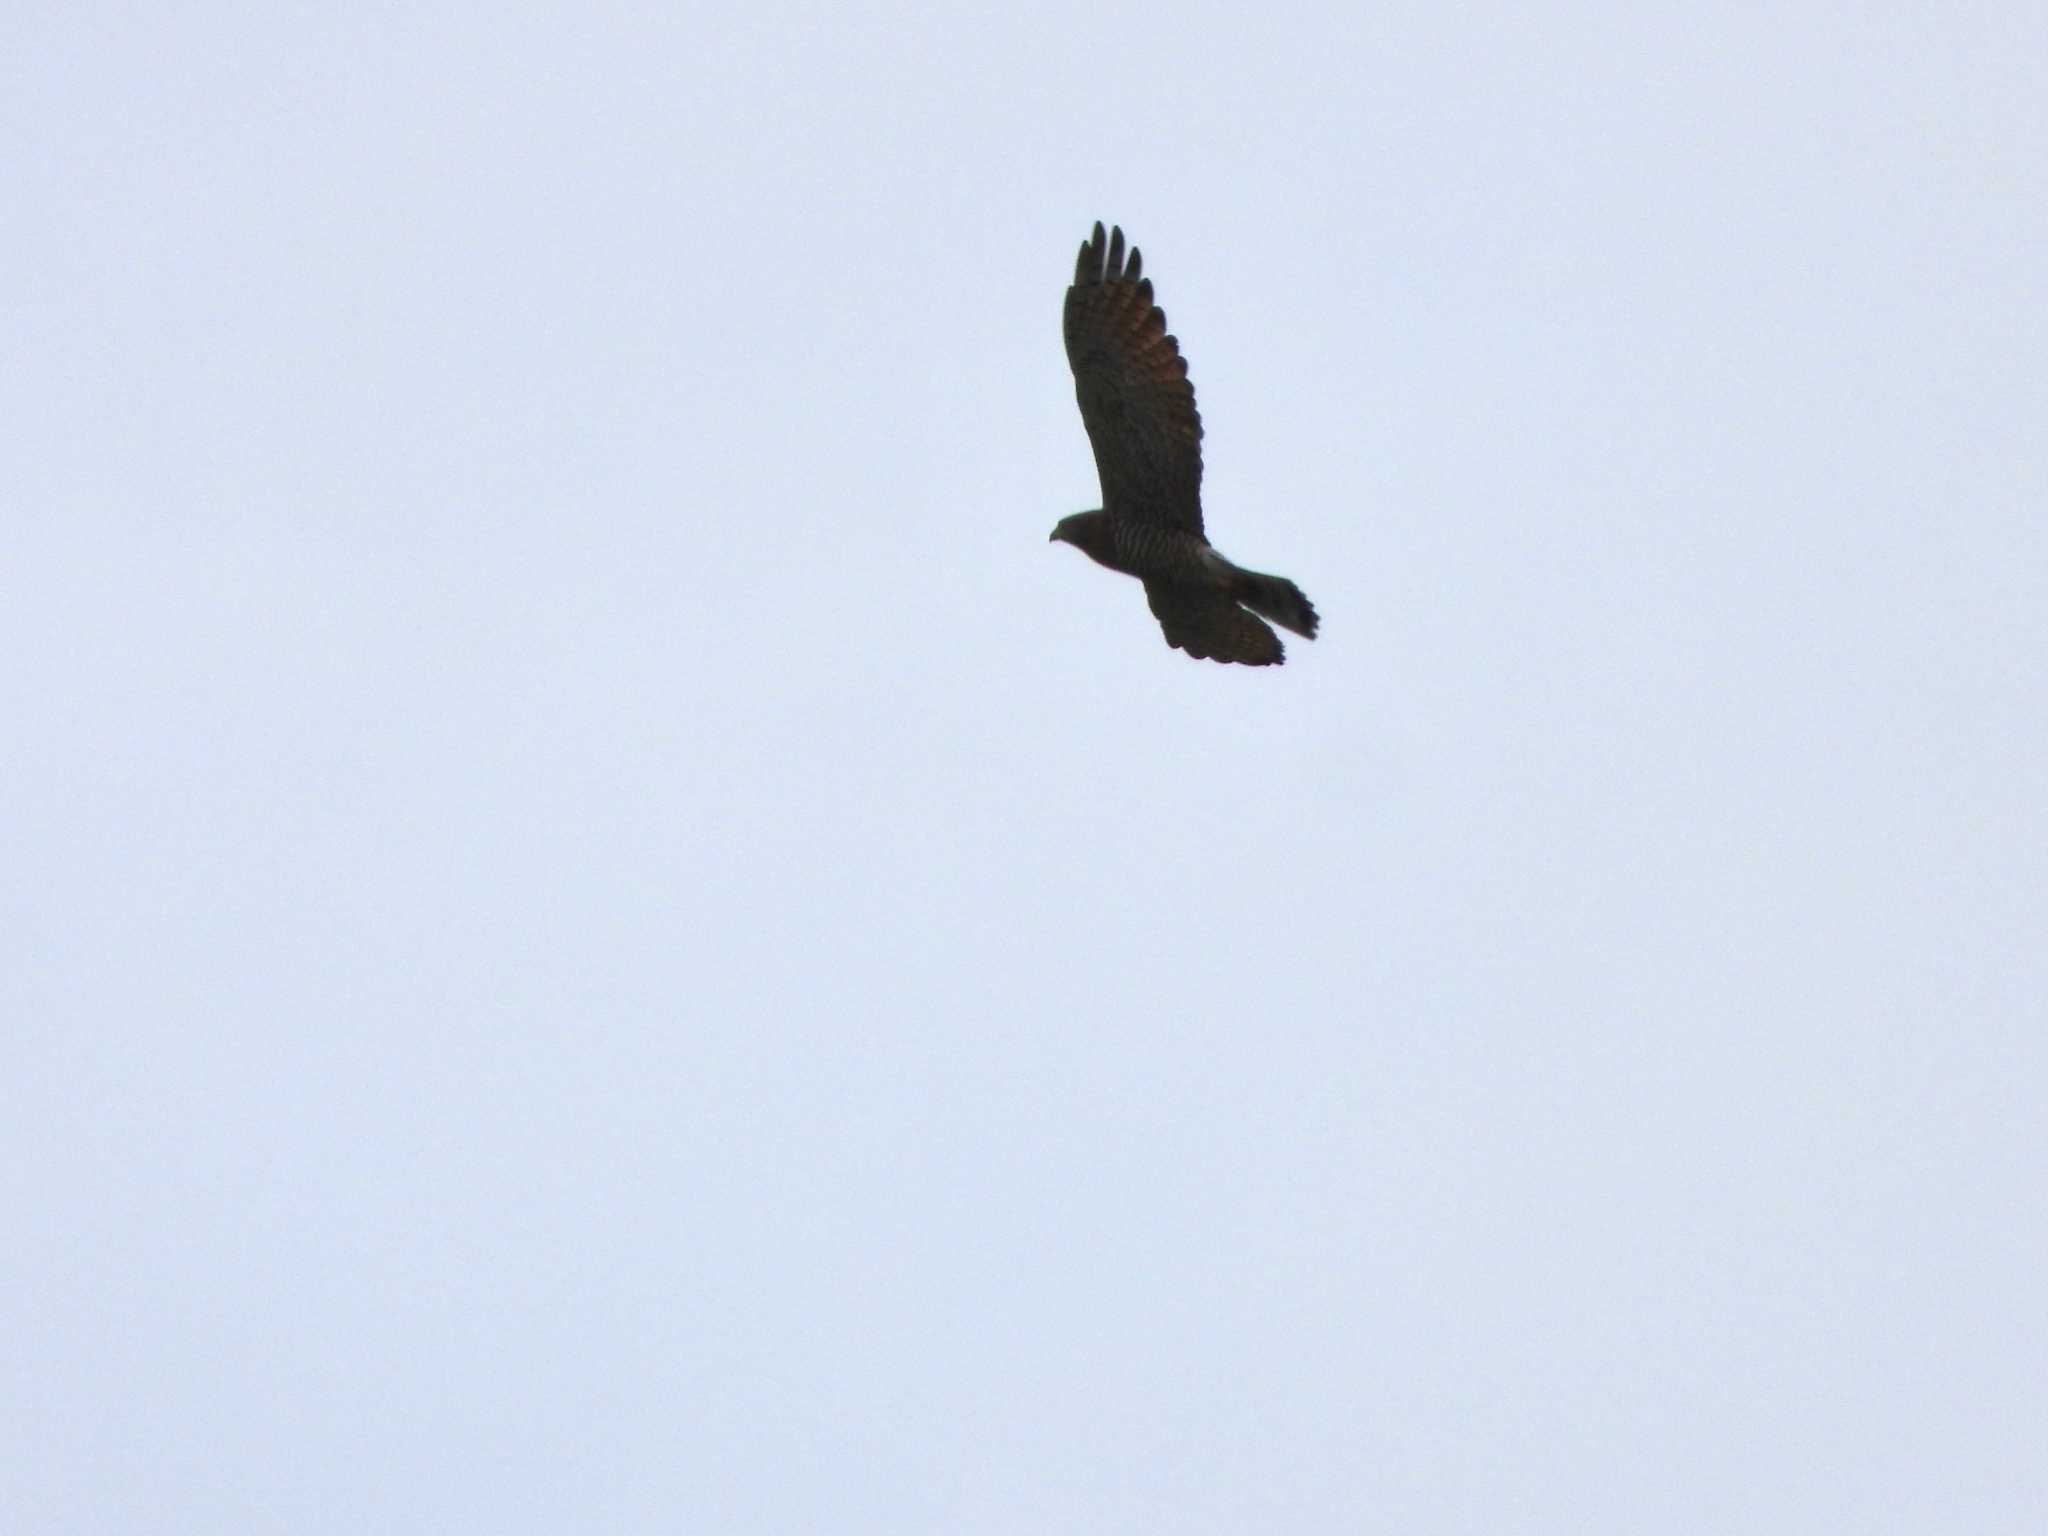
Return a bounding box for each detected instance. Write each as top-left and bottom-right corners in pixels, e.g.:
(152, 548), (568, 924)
(1227, 563), (1320, 640)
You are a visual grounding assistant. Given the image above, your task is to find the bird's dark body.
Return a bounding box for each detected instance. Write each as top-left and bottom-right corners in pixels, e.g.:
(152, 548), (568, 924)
(1050, 510), (1207, 580)
(1051, 222), (1319, 666)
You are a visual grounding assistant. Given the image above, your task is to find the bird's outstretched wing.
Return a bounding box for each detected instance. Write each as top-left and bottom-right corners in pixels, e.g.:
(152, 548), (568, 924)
(1143, 580), (1286, 666)
(1064, 222), (1205, 536)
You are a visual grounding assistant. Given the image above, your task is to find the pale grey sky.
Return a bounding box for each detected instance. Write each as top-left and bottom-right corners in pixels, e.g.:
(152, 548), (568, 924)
(5, 2), (2044, 1531)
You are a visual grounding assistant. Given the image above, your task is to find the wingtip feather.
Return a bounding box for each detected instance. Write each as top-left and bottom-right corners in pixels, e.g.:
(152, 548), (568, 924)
(1075, 221), (1159, 287)
(1076, 221), (1110, 286)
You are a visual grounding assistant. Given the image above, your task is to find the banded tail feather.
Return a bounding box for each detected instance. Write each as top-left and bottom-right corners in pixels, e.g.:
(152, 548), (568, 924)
(1225, 562), (1319, 640)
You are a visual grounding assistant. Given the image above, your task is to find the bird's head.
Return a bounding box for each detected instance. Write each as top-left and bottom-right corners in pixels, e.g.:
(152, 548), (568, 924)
(1049, 510), (1102, 549)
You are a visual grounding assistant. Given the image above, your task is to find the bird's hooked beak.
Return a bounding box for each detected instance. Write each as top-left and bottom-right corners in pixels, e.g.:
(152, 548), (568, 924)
(1048, 527), (1062, 543)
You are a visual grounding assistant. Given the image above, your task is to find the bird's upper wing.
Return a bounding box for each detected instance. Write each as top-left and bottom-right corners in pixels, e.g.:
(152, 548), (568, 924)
(1064, 223), (1205, 536)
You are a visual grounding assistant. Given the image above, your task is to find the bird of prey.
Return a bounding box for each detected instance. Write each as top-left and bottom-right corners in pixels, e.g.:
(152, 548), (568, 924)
(1051, 221), (1319, 666)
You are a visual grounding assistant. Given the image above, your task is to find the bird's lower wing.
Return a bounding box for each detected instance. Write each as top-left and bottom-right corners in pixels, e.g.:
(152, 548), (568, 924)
(1143, 580), (1285, 666)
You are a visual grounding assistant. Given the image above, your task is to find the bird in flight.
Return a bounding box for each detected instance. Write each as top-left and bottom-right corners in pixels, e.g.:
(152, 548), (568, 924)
(1051, 221), (1319, 666)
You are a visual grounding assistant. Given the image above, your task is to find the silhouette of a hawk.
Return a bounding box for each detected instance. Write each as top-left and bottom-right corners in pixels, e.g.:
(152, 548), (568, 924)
(1051, 222), (1319, 666)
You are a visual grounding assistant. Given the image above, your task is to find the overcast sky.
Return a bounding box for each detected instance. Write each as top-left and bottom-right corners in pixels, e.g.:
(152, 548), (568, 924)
(5, 3), (2044, 1531)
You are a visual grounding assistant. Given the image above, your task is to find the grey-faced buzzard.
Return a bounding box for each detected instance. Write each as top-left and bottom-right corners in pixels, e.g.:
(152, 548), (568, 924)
(1051, 221), (1319, 666)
